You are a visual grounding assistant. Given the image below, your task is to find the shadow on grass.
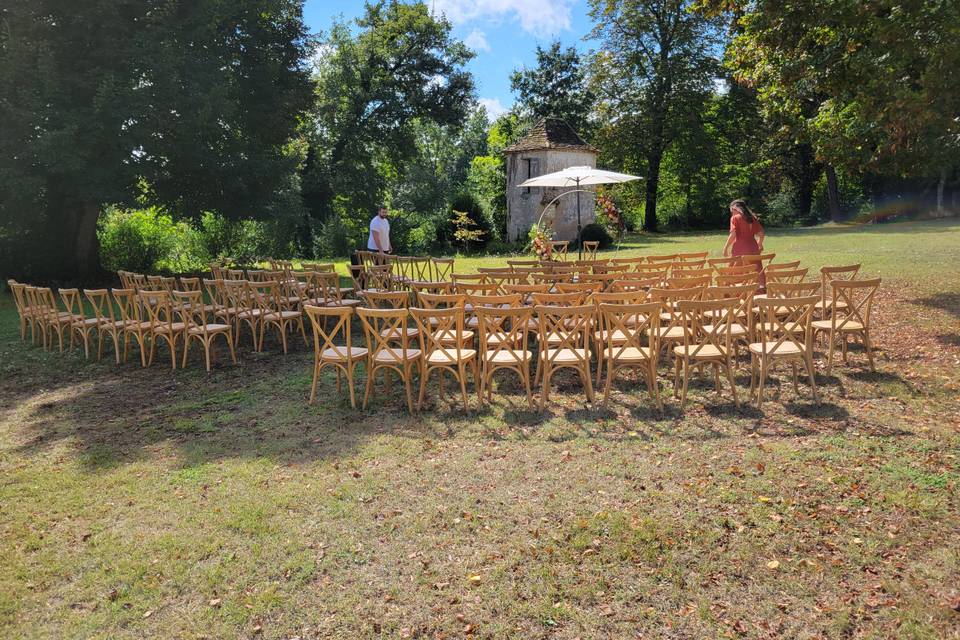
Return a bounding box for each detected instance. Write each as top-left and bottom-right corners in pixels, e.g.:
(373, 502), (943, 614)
(911, 291), (960, 320)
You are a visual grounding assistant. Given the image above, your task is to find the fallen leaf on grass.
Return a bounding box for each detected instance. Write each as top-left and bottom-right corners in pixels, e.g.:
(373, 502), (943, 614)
(467, 574), (482, 585)
(766, 560), (780, 570)
(209, 598), (221, 608)
(143, 610), (153, 619)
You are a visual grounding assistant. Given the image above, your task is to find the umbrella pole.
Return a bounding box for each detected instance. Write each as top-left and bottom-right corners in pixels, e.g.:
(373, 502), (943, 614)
(576, 179), (582, 260)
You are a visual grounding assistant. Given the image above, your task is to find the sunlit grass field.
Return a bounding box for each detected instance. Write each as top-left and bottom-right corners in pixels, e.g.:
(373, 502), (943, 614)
(1, 218), (958, 639)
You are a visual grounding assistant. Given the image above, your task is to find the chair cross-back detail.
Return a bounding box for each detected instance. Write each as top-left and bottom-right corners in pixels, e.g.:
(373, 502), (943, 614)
(812, 278), (881, 373)
(357, 307), (421, 413)
(411, 306), (479, 411)
(816, 264), (861, 318)
(475, 305), (533, 408)
(672, 298), (740, 410)
(175, 289), (237, 371)
(535, 304), (595, 411)
(749, 295), (819, 408)
(139, 289), (183, 369)
(304, 305), (367, 408)
(598, 302), (662, 409)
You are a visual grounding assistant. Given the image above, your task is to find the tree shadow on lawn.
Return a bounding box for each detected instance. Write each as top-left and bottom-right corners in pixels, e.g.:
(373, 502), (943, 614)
(911, 291), (960, 320)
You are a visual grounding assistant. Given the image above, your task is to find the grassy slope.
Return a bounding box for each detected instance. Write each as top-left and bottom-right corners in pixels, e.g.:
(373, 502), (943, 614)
(0, 219), (958, 639)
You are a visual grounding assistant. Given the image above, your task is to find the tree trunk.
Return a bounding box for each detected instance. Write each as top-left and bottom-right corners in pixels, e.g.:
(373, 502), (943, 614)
(644, 146), (662, 233)
(937, 166), (946, 211)
(825, 165), (843, 222)
(44, 198), (103, 282)
(795, 143), (817, 225)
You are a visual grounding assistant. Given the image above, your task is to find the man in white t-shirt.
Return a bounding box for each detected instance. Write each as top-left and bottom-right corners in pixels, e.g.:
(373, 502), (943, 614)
(367, 205), (391, 254)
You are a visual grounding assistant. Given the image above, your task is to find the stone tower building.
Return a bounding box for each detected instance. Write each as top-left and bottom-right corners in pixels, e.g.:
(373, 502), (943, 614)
(503, 118), (598, 242)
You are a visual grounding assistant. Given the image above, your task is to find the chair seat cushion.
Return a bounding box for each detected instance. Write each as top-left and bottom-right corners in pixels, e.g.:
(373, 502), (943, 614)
(427, 348), (477, 364)
(484, 349), (531, 364)
(543, 348), (589, 363)
(374, 348), (421, 363)
(673, 344), (728, 358)
(748, 341), (803, 356)
(154, 322), (186, 333)
(811, 319), (863, 331)
(321, 346), (368, 360)
(188, 323), (231, 334)
(605, 346), (653, 362)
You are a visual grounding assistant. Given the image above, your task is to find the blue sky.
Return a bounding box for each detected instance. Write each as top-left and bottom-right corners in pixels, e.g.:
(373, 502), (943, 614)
(303, 0), (596, 119)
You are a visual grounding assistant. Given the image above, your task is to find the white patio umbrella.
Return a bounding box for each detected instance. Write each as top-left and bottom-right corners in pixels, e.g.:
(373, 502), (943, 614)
(518, 166), (641, 259)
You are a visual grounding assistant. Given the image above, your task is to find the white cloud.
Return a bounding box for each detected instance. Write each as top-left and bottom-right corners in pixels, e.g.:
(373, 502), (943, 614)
(478, 97), (508, 121)
(463, 29), (490, 53)
(434, 0), (573, 37)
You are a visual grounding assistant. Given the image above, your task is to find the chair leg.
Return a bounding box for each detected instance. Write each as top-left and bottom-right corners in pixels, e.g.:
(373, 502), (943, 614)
(203, 339), (212, 372)
(804, 353), (819, 403)
(679, 358), (691, 410)
(182, 336), (191, 368)
(649, 361), (663, 411)
(726, 358), (740, 408)
(347, 362), (357, 410)
(417, 366), (429, 411)
(457, 363), (469, 411)
(309, 357), (320, 404)
(403, 364), (415, 414)
(864, 330), (875, 371)
(539, 365), (551, 412)
(602, 361), (614, 407)
(226, 331), (237, 365)
(756, 361), (769, 409)
(791, 362), (800, 395)
(583, 362), (594, 404)
(363, 366), (374, 410)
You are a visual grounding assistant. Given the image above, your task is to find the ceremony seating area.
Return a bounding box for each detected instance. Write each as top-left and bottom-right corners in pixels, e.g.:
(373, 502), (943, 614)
(6, 251), (880, 411)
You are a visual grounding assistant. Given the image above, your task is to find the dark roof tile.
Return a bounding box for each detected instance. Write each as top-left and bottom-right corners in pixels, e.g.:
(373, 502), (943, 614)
(504, 118), (597, 153)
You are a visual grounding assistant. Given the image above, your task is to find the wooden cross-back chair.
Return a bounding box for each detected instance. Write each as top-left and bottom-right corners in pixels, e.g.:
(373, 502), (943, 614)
(717, 264), (758, 277)
(202, 279), (228, 319)
(222, 280), (261, 350)
(360, 290), (419, 346)
(534, 304), (595, 410)
(257, 280), (308, 354)
(597, 302), (662, 409)
(702, 284), (756, 364)
(411, 306), (479, 412)
(7, 281), (35, 343)
(475, 304), (534, 407)
(304, 305), (367, 409)
(348, 265), (367, 293)
(178, 277), (202, 292)
(84, 289), (122, 364)
(139, 289), (183, 369)
(591, 290), (653, 385)
(608, 276), (660, 294)
(672, 298), (740, 410)
(707, 257), (739, 271)
(225, 269), (245, 281)
(581, 240), (600, 260)
(60, 288), (96, 357)
(715, 273), (760, 288)
(431, 258), (454, 282)
(740, 253), (776, 270)
(357, 307), (421, 413)
(765, 260), (801, 273)
(648, 286), (705, 358)
(530, 272), (575, 287)
(174, 289), (237, 371)
(631, 264), (670, 281)
(507, 259), (539, 269)
(816, 264), (861, 318)
(749, 295), (819, 408)
(676, 251), (709, 263)
(452, 273), (486, 285)
(646, 254), (677, 264)
(550, 240), (569, 261)
(415, 292), (472, 346)
(409, 280), (454, 300)
(666, 275), (713, 290)
(464, 291), (520, 330)
(812, 278), (881, 373)
(577, 273), (616, 292)
(611, 256), (646, 267)
(592, 263), (629, 276)
(24, 287), (54, 351)
(556, 281), (603, 296)
(365, 264), (393, 292)
(111, 288), (148, 367)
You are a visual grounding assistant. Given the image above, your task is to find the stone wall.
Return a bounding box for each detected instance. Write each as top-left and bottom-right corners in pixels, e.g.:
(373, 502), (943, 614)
(505, 149), (598, 243)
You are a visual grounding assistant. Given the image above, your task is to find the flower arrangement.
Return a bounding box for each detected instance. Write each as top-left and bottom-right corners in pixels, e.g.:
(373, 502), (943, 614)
(528, 223), (553, 261)
(596, 192), (625, 239)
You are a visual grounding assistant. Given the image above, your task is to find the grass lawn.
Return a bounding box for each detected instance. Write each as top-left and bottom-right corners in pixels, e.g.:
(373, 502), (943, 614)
(1, 218), (959, 639)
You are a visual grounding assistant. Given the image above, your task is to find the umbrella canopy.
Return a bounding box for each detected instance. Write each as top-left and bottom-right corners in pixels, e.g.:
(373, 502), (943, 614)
(517, 166), (641, 188)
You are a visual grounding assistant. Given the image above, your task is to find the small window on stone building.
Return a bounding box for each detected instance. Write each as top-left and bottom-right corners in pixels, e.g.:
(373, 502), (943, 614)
(524, 158), (540, 194)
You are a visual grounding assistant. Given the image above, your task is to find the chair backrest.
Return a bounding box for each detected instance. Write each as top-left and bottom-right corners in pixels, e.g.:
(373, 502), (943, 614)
(829, 278), (881, 332)
(669, 267), (711, 280)
(173, 290), (207, 328)
(765, 260), (801, 272)
(410, 306), (470, 359)
(431, 258), (454, 281)
(592, 263), (629, 275)
(767, 281), (821, 298)
(304, 304), (357, 356)
(631, 264), (670, 279)
(451, 273), (486, 285)
(718, 264), (757, 276)
(676, 251), (709, 262)
(366, 264), (393, 291)
(357, 306), (414, 358)
(677, 298), (736, 358)
(670, 260), (706, 272)
(550, 240), (569, 260)
(113, 288), (140, 326)
(502, 283), (551, 305)
(593, 290), (649, 306)
(666, 275), (712, 290)
(359, 289), (410, 309)
(248, 281), (280, 313)
(649, 286), (705, 335)
(556, 281), (603, 295)
(139, 289), (177, 330)
(225, 269), (245, 281)
(715, 273), (760, 287)
(7, 280), (27, 316)
(84, 289), (116, 326)
(707, 257), (739, 270)
(475, 305), (532, 364)
(611, 256), (646, 266)
(530, 272), (575, 286)
(534, 304), (593, 358)
(754, 295), (818, 354)
(740, 253), (776, 269)
(765, 268), (809, 285)
(819, 263), (862, 308)
(507, 259), (539, 268)
(581, 240), (600, 260)
(608, 276), (661, 293)
(531, 291), (587, 306)
(203, 278), (225, 309)
(599, 302), (661, 361)
(455, 282), (499, 297)
(465, 293), (522, 310)
(646, 254), (677, 263)
(59, 288), (84, 320)
(410, 257), (432, 281)
(416, 291), (465, 309)
(577, 273), (616, 290)
(409, 280), (454, 297)
(703, 284), (755, 328)
(179, 277), (202, 292)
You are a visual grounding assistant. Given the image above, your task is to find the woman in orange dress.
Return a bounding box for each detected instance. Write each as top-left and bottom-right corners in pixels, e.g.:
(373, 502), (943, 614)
(722, 199), (766, 287)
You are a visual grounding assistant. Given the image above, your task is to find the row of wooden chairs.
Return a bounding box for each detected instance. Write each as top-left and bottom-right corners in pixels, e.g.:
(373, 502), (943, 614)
(306, 275), (880, 412)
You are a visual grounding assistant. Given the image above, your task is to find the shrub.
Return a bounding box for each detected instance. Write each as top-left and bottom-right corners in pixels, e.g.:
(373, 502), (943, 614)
(579, 223), (613, 249)
(313, 214), (351, 258)
(98, 206), (206, 273)
(449, 192), (493, 250)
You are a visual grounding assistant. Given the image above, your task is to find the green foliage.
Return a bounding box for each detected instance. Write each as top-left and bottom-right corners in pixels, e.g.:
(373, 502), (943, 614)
(450, 193), (493, 251)
(579, 223), (613, 249)
(465, 155), (506, 239)
(313, 215), (352, 259)
(0, 0), (314, 279)
(510, 41), (596, 136)
(98, 207), (207, 274)
(303, 0), (475, 232)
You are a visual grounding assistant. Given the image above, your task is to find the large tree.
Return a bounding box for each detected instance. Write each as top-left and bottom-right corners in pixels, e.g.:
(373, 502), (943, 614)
(589, 0), (723, 231)
(0, 0), (313, 280)
(510, 41), (596, 136)
(303, 0), (474, 236)
(697, 0), (960, 218)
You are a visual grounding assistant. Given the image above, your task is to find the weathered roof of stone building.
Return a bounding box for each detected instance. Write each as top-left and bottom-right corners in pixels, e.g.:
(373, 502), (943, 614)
(504, 118), (597, 153)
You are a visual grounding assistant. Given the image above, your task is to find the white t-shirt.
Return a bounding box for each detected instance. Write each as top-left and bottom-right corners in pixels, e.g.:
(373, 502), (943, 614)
(368, 215), (391, 251)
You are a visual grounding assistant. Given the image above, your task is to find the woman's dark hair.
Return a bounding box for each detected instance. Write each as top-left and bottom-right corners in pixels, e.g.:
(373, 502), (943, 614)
(730, 199), (757, 224)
